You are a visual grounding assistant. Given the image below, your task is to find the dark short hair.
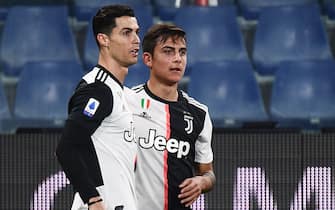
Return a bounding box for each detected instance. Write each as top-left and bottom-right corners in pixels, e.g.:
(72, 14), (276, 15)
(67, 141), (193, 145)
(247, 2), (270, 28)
(93, 4), (135, 41)
(142, 23), (186, 56)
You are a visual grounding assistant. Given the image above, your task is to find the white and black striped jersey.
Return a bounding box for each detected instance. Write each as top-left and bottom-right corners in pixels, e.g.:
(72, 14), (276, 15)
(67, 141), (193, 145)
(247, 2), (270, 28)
(125, 84), (213, 210)
(56, 65), (137, 210)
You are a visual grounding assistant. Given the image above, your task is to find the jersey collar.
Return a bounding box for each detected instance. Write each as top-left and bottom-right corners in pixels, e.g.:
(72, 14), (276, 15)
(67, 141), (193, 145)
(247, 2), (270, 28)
(96, 64), (123, 89)
(143, 83), (183, 104)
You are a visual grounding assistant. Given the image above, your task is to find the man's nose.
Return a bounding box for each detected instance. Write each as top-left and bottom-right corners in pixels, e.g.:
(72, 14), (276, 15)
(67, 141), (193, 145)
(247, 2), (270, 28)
(133, 33), (140, 44)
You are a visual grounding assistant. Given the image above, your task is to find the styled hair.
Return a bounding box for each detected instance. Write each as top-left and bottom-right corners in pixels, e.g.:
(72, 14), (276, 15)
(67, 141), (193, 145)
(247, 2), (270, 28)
(93, 4), (135, 44)
(142, 23), (186, 56)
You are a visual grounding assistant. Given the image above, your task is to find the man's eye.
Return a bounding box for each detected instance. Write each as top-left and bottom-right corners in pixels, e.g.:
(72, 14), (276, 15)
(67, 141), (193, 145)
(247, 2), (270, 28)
(123, 31), (131, 36)
(164, 49), (173, 54)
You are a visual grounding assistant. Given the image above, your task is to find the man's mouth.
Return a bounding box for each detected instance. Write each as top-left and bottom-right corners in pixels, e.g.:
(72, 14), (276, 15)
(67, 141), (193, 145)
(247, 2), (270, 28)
(170, 68), (182, 72)
(130, 49), (139, 56)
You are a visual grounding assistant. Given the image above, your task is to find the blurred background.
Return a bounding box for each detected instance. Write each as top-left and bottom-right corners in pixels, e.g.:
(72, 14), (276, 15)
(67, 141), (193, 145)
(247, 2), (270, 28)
(0, 0), (334, 132)
(0, 1), (335, 209)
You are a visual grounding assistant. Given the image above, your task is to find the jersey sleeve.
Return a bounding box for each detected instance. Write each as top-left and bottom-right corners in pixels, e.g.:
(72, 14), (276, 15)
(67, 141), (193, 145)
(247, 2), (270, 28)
(195, 109), (214, 164)
(56, 82), (113, 203)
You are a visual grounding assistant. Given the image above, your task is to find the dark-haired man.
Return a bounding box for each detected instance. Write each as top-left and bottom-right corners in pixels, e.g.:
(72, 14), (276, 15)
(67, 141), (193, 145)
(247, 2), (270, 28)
(56, 5), (140, 210)
(126, 23), (215, 210)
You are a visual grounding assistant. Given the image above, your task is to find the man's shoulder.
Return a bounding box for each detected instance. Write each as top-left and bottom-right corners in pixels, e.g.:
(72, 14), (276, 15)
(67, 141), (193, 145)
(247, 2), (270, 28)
(125, 84), (145, 95)
(180, 90), (209, 112)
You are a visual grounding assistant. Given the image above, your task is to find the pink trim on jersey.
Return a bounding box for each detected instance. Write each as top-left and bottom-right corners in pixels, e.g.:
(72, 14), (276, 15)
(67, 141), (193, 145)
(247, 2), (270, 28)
(164, 104), (171, 210)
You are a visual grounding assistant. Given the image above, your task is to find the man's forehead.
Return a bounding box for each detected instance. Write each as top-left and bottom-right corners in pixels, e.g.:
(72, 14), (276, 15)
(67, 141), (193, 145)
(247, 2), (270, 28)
(160, 37), (186, 48)
(114, 16), (139, 29)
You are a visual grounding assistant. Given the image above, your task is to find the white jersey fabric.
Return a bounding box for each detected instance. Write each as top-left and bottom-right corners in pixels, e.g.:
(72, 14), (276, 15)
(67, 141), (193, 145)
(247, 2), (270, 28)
(125, 84), (213, 210)
(57, 65), (137, 210)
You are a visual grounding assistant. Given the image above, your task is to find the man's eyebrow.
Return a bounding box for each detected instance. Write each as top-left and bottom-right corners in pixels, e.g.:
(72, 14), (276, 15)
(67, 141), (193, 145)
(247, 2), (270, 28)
(162, 46), (175, 50)
(121, 27), (133, 31)
(121, 27), (139, 31)
(162, 46), (187, 51)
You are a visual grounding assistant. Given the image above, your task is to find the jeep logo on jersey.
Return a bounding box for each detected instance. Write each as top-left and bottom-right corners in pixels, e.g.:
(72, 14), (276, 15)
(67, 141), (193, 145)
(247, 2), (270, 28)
(184, 115), (194, 134)
(138, 129), (190, 158)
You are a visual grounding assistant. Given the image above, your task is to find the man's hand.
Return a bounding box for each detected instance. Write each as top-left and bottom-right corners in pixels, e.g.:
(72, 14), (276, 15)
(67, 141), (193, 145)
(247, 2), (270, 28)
(178, 176), (203, 207)
(178, 163), (216, 207)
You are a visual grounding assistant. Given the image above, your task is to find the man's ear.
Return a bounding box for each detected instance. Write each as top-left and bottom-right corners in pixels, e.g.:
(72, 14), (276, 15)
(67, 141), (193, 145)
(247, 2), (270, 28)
(142, 52), (152, 68)
(97, 33), (109, 47)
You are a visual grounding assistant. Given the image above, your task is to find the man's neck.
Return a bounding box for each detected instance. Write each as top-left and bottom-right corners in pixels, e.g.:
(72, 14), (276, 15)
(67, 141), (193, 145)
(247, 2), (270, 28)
(98, 55), (128, 84)
(147, 79), (178, 102)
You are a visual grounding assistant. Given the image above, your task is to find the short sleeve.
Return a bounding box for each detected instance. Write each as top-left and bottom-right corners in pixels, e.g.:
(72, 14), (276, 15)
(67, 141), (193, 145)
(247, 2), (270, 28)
(195, 110), (213, 163)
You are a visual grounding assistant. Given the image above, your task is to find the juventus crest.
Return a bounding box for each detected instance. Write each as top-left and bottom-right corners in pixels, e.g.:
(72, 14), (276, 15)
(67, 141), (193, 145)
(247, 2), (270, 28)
(184, 115), (194, 134)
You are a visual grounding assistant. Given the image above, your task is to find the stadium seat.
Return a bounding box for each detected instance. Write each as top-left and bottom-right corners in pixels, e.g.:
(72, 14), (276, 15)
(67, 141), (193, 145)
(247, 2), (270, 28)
(73, 0), (151, 21)
(324, 0), (335, 19)
(125, 62), (149, 88)
(0, 7), (7, 21)
(270, 60), (335, 129)
(252, 4), (333, 75)
(0, 82), (12, 133)
(237, 0), (318, 20)
(13, 61), (83, 128)
(83, 4), (153, 70)
(0, 83), (10, 120)
(0, 6), (80, 77)
(153, 0), (234, 21)
(187, 61), (268, 128)
(152, 0), (193, 21)
(173, 6), (248, 74)
(0, 0), (68, 21)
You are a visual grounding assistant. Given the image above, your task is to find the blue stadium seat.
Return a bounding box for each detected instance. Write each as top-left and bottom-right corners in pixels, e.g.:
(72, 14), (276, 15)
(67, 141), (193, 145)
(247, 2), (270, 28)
(0, 82), (12, 133)
(0, 0), (69, 21)
(324, 0), (335, 19)
(153, 0), (234, 21)
(0, 82), (11, 120)
(73, 0), (151, 21)
(0, 6), (80, 77)
(0, 83), (10, 120)
(0, 7), (7, 21)
(187, 61), (268, 128)
(125, 62), (149, 88)
(83, 4), (153, 70)
(174, 6), (248, 74)
(152, 0), (193, 21)
(237, 0), (318, 20)
(253, 4), (333, 75)
(270, 60), (335, 129)
(14, 61), (83, 128)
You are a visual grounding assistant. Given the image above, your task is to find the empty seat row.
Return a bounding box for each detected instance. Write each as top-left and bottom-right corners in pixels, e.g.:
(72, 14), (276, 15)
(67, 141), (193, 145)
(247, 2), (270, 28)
(0, 60), (149, 132)
(187, 59), (335, 129)
(1, 59), (335, 132)
(174, 4), (333, 76)
(0, 5), (154, 77)
(0, 0), (334, 22)
(0, 4), (333, 77)
(0, 61), (83, 132)
(0, 5), (80, 76)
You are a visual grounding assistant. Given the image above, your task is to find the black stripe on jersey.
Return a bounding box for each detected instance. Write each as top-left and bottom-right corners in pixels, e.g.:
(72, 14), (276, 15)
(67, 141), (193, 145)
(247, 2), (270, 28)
(132, 84), (145, 93)
(95, 65), (124, 89)
(166, 97), (207, 210)
(181, 91), (207, 111)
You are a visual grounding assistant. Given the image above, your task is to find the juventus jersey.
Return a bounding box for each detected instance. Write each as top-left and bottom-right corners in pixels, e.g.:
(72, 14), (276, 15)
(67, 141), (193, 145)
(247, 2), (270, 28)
(125, 84), (213, 210)
(56, 65), (137, 210)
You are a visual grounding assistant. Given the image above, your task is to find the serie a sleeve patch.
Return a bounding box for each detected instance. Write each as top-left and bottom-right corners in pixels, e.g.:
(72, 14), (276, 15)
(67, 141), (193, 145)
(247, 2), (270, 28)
(83, 98), (100, 117)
